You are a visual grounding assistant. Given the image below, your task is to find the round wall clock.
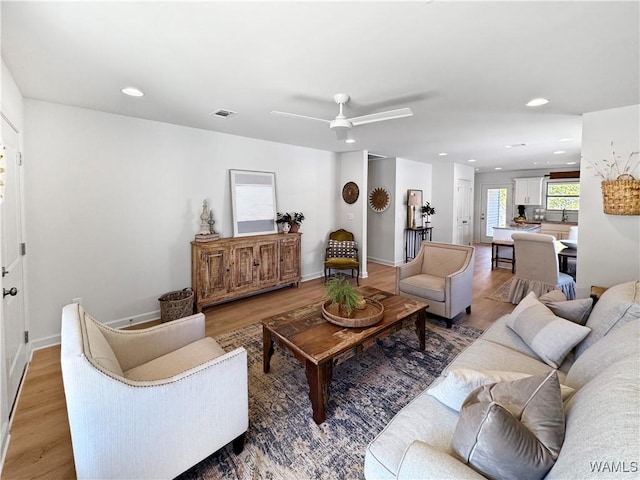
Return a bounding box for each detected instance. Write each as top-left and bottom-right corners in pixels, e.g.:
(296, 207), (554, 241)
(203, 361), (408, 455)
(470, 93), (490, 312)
(369, 186), (391, 212)
(342, 181), (359, 204)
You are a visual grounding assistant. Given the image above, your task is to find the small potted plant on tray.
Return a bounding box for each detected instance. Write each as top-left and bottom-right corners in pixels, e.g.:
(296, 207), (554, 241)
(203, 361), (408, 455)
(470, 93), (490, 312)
(325, 275), (365, 318)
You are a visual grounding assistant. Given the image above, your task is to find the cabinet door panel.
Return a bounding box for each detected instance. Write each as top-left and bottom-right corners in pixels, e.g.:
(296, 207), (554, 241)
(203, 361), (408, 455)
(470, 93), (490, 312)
(232, 244), (256, 290)
(280, 236), (300, 282)
(256, 240), (279, 286)
(198, 247), (229, 300)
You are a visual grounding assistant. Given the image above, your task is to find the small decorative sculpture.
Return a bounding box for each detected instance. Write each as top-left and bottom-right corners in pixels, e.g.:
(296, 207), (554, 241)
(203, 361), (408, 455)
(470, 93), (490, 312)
(198, 200), (210, 235)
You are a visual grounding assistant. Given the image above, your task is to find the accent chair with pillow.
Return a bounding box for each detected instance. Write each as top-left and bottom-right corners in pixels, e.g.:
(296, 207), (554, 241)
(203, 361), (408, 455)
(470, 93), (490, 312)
(324, 228), (360, 285)
(508, 232), (576, 303)
(396, 241), (474, 328)
(61, 303), (249, 480)
(364, 280), (640, 480)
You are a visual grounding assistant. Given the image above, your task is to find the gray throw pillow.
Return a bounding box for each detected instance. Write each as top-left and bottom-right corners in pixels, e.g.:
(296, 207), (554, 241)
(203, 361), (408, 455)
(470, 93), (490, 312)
(507, 292), (590, 368)
(451, 370), (565, 480)
(544, 298), (594, 325)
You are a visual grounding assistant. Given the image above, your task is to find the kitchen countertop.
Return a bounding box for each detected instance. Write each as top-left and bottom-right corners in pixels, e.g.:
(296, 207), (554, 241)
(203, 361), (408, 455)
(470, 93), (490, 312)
(495, 224), (542, 231)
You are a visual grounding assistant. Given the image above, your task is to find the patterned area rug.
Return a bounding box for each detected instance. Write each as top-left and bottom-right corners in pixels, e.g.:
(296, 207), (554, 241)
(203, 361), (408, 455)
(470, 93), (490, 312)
(487, 277), (514, 303)
(177, 318), (482, 480)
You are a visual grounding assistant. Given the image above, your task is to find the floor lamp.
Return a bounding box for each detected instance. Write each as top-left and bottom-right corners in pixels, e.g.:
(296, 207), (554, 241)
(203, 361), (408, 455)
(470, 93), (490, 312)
(408, 194), (420, 229)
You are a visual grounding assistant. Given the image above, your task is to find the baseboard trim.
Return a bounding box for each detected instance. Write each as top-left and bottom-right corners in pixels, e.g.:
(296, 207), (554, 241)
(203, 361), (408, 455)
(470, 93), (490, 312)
(30, 309), (161, 351)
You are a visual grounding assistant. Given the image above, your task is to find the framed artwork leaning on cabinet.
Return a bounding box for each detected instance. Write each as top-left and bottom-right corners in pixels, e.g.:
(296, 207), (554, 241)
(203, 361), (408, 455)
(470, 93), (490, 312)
(230, 169), (278, 237)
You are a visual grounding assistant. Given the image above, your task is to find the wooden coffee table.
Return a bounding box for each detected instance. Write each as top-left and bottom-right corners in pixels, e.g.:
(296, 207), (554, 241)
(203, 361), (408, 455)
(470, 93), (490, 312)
(261, 286), (428, 424)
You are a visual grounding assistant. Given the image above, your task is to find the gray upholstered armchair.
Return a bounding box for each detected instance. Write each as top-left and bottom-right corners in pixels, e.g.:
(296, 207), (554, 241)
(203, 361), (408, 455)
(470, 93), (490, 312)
(61, 304), (248, 479)
(396, 241), (475, 328)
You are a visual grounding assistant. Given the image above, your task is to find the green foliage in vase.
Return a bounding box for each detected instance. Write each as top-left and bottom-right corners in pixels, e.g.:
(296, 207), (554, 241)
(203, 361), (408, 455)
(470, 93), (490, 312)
(421, 202), (436, 217)
(325, 275), (359, 316)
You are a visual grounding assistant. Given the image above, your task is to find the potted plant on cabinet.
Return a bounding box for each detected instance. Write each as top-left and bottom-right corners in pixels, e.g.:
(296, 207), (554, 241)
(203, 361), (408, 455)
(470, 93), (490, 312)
(276, 211), (305, 233)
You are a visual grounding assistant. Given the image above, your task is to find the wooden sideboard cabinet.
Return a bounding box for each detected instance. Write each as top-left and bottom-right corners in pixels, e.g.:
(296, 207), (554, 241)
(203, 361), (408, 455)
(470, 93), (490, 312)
(191, 233), (301, 312)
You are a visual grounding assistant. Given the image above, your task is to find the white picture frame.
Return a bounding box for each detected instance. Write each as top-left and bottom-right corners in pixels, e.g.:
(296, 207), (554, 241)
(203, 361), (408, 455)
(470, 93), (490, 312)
(230, 169), (278, 237)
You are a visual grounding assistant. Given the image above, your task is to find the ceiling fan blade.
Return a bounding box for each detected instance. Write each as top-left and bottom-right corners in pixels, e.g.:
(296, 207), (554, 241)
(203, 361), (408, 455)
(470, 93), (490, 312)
(349, 108), (413, 126)
(271, 111), (331, 124)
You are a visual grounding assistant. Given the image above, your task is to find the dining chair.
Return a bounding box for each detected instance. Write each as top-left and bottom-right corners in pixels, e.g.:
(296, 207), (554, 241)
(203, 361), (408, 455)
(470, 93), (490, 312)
(507, 232), (576, 303)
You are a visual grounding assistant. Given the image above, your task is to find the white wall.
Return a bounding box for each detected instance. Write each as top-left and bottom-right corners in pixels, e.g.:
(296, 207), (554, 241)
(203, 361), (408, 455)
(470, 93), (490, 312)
(395, 158), (432, 264)
(578, 105), (640, 296)
(367, 158), (396, 265)
(23, 100), (338, 347)
(430, 162), (475, 243)
(337, 150), (368, 277)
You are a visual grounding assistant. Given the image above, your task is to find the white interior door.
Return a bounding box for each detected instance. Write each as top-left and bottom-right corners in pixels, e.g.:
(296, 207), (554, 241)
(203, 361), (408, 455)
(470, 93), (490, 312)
(480, 184), (513, 243)
(1, 116), (28, 420)
(455, 179), (473, 245)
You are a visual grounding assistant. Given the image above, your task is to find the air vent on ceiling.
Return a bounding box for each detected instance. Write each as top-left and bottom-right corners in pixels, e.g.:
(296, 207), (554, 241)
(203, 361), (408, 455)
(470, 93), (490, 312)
(209, 108), (237, 119)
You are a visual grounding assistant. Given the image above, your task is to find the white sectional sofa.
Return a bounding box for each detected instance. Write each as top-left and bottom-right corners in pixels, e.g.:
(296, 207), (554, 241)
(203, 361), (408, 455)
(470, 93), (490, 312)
(365, 281), (640, 479)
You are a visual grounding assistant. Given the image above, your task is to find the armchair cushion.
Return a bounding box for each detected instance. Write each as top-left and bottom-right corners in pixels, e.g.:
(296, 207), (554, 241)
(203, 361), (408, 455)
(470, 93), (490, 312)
(327, 239), (358, 258)
(399, 274), (445, 302)
(124, 337), (226, 381)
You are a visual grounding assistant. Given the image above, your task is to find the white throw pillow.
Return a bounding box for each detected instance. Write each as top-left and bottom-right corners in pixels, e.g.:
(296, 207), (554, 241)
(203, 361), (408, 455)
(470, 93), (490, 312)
(428, 369), (574, 411)
(507, 292), (591, 368)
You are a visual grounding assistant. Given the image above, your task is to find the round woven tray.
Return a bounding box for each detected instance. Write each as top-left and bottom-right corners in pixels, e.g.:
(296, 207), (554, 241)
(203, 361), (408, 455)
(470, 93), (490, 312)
(321, 298), (384, 328)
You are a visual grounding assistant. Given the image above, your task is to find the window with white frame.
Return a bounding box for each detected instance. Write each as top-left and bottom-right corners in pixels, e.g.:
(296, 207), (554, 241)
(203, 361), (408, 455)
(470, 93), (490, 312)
(546, 181), (580, 211)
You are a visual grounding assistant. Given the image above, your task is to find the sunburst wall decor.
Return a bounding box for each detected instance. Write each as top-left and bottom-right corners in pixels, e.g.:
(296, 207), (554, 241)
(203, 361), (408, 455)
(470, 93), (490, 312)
(368, 186), (391, 212)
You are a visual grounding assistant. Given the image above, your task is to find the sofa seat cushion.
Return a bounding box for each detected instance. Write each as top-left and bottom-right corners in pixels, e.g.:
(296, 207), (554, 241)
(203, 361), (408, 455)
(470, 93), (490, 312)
(124, 337), (226, 381)
(399, 274), (445, 302)
(576, 281), (640, 357)
(364, 390), (459, 480)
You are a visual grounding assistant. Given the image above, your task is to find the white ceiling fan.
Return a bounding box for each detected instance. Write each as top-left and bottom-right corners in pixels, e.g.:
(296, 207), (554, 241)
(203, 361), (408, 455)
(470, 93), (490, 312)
(271, 93), (413, 140)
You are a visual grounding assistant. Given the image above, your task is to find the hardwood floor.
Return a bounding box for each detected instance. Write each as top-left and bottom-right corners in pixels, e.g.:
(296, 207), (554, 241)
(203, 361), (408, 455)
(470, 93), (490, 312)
(1, 243), (514, 479)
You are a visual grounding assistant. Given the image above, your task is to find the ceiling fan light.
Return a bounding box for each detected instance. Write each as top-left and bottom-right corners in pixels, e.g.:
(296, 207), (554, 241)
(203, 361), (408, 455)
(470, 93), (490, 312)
(121, 87), (144, 97)
(526, 97), (549, 107)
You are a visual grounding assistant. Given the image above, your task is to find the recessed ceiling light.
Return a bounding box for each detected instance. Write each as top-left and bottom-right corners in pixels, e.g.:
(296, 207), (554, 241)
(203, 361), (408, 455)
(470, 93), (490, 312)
(526, 98), (549, 107)
(438, 152), (448, 156)
(559, 138), (572, 142)
(345, 138), (356, 144)
(475, 167), (480, 171)
(468, 159), (476, 163)
(121, 87), (144, 97)
(567, 161), (577, 165)
(553, 150), (566, 155)
(495, 167), (502, 170)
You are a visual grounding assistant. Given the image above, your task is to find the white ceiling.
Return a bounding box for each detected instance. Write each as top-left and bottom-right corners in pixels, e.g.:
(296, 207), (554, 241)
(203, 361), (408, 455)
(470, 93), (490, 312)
(2, 1), (639, 172)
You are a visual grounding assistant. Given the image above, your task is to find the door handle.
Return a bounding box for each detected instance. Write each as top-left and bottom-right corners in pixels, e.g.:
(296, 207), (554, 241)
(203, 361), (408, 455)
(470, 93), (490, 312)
(3, 287), (18, 298)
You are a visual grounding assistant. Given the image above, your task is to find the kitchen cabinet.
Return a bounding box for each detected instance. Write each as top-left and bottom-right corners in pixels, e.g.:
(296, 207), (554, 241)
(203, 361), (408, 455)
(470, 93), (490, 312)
(192, 233), (301, 312)
(540, 223), (574, 240)
(514, 177), (543, 205)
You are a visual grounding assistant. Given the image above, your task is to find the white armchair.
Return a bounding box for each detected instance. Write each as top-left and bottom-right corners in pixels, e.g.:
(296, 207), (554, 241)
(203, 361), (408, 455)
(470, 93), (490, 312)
(61, 303), (248, 480)
(396, 241), (475, 328)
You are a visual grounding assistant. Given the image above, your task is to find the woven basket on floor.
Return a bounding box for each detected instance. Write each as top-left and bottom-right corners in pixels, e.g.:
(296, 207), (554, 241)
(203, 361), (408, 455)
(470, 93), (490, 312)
(158, 288), (194, 323)
(601, 175), (640, 215)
